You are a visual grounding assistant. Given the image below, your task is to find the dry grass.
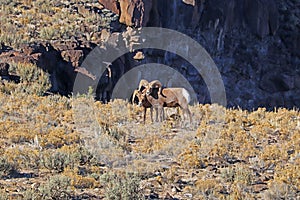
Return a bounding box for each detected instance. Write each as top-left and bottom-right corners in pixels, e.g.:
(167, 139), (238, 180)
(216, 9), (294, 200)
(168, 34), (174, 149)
(1, 1), (299, 198)
(0, 63), (299, 199)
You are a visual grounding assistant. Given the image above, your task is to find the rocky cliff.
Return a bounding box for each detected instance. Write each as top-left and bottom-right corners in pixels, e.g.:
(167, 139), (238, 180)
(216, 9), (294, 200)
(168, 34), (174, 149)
(98, 0), (300, 109)
(0, 0), (299, 109)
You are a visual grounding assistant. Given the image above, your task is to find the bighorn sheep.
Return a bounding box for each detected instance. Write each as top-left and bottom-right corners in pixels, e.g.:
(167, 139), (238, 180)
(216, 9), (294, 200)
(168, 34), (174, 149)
(132, 79), (165, 123)
(145, 80), (192, 123)
(132, 89), (153, 123)
(132, 79), (156, 123)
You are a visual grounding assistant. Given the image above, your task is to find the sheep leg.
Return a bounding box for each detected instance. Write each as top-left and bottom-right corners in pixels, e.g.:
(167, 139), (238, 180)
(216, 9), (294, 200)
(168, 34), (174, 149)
(150, 107), (153, 123)
(181, 108), (187, 122)
(159, 107), (163, 122)
(143, 107), (147, 124)
(155, 107), (159, 122)
(187, 108), (192, 123)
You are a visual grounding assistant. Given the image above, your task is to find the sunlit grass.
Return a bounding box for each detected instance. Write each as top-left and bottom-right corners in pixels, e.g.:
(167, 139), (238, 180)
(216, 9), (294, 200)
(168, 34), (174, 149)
(0, 63), (299, 198)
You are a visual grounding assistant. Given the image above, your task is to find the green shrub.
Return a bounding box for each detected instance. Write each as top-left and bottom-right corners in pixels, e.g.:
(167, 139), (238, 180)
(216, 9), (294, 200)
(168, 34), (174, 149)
(0, 156), (18, 178)
(39, 175), (72, 199)
(101, 172), (144, 200)
(40, 151), (70, 172)
(22, 188), (40, 200)
(40, 146), (96, 172)
(39, 26), (57, 40)
(0, 190), (8, 200)
(221, 165), (253, 185)
(263, 182), (298, 200)
(7, 62), (50, 96)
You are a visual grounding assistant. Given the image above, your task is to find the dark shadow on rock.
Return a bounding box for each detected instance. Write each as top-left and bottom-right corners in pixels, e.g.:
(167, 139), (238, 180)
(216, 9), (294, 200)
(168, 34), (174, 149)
(8, 75), (20, 84)
(0, 63), (21, 84)
(2, 171), (36, 180)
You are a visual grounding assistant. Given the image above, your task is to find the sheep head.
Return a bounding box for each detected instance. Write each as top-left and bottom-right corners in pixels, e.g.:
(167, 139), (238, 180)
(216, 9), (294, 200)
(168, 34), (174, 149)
(146, 80), (162, 97)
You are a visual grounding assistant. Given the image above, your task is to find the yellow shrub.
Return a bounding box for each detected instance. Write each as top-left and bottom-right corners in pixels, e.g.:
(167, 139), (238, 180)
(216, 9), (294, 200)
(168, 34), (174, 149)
(274, 161), (300, 190)
(63, 167), (99, 189)
(40, 128), (80, 148)
(7, 128), (35, 144)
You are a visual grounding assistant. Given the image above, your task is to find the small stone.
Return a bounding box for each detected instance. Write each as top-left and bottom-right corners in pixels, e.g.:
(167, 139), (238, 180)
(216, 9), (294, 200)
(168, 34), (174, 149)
(184, 193), (193, 198)
(133, 51), (145, 60)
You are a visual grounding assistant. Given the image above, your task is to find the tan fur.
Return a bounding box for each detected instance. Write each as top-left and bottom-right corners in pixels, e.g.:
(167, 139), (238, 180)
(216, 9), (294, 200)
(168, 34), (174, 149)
(138, 79), (149, 92)
(145, 86), (192, 123)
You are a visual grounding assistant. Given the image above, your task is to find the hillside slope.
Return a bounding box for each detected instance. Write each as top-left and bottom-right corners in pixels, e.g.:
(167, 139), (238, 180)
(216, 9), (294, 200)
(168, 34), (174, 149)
(0, 63), (299, 199)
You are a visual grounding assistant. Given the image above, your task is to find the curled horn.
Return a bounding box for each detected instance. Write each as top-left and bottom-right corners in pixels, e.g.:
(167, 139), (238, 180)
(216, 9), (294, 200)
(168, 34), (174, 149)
(138, 79), (149, 92)
(148, 80), (163, 97)
(149, 80), (162, 89)
(132, 89), (139, 104)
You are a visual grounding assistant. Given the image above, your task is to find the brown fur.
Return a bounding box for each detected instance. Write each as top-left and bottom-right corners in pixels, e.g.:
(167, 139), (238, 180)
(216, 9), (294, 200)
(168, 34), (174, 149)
(132, 89), (153, 123)
(145, 83), (192, 123)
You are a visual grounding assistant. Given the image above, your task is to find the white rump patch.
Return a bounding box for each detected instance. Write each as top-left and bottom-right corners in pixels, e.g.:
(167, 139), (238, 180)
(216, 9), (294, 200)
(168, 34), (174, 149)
(182, 88), (190, 103)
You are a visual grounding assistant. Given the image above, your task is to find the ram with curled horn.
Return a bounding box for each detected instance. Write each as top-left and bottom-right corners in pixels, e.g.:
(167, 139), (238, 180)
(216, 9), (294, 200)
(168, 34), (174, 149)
(145, 80), (192, 123)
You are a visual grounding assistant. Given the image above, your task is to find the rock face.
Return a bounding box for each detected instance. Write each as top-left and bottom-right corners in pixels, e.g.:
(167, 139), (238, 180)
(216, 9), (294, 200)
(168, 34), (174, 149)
(99, 0), (279, 37)
(0, 37), (136, 101)
(98, 0), (300, 109)
(0, 62), (20, 83)
(99, 0), (153, 27)
(0, 41), (95, 96)
(0, 0), (299, 109)
(0, 63), (9, 77)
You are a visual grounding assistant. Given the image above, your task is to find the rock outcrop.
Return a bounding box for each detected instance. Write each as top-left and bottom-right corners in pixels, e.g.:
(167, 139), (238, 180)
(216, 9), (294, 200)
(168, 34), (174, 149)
(0, 37), (136, 101)
(99, 0), (153, 27)
(98, 0), (300, 109)
(0, 62), (20, 83)
(0, 40), (95, 96)
(0, 0), (299, 109)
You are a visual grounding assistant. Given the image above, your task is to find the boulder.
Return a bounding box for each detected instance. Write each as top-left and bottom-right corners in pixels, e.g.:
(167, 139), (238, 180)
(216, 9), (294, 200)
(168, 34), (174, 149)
(0, 62), (20, 83)
(0, 40), (94, 96)
(99, 0), (153, 27)
(98, 0), (120, 14)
